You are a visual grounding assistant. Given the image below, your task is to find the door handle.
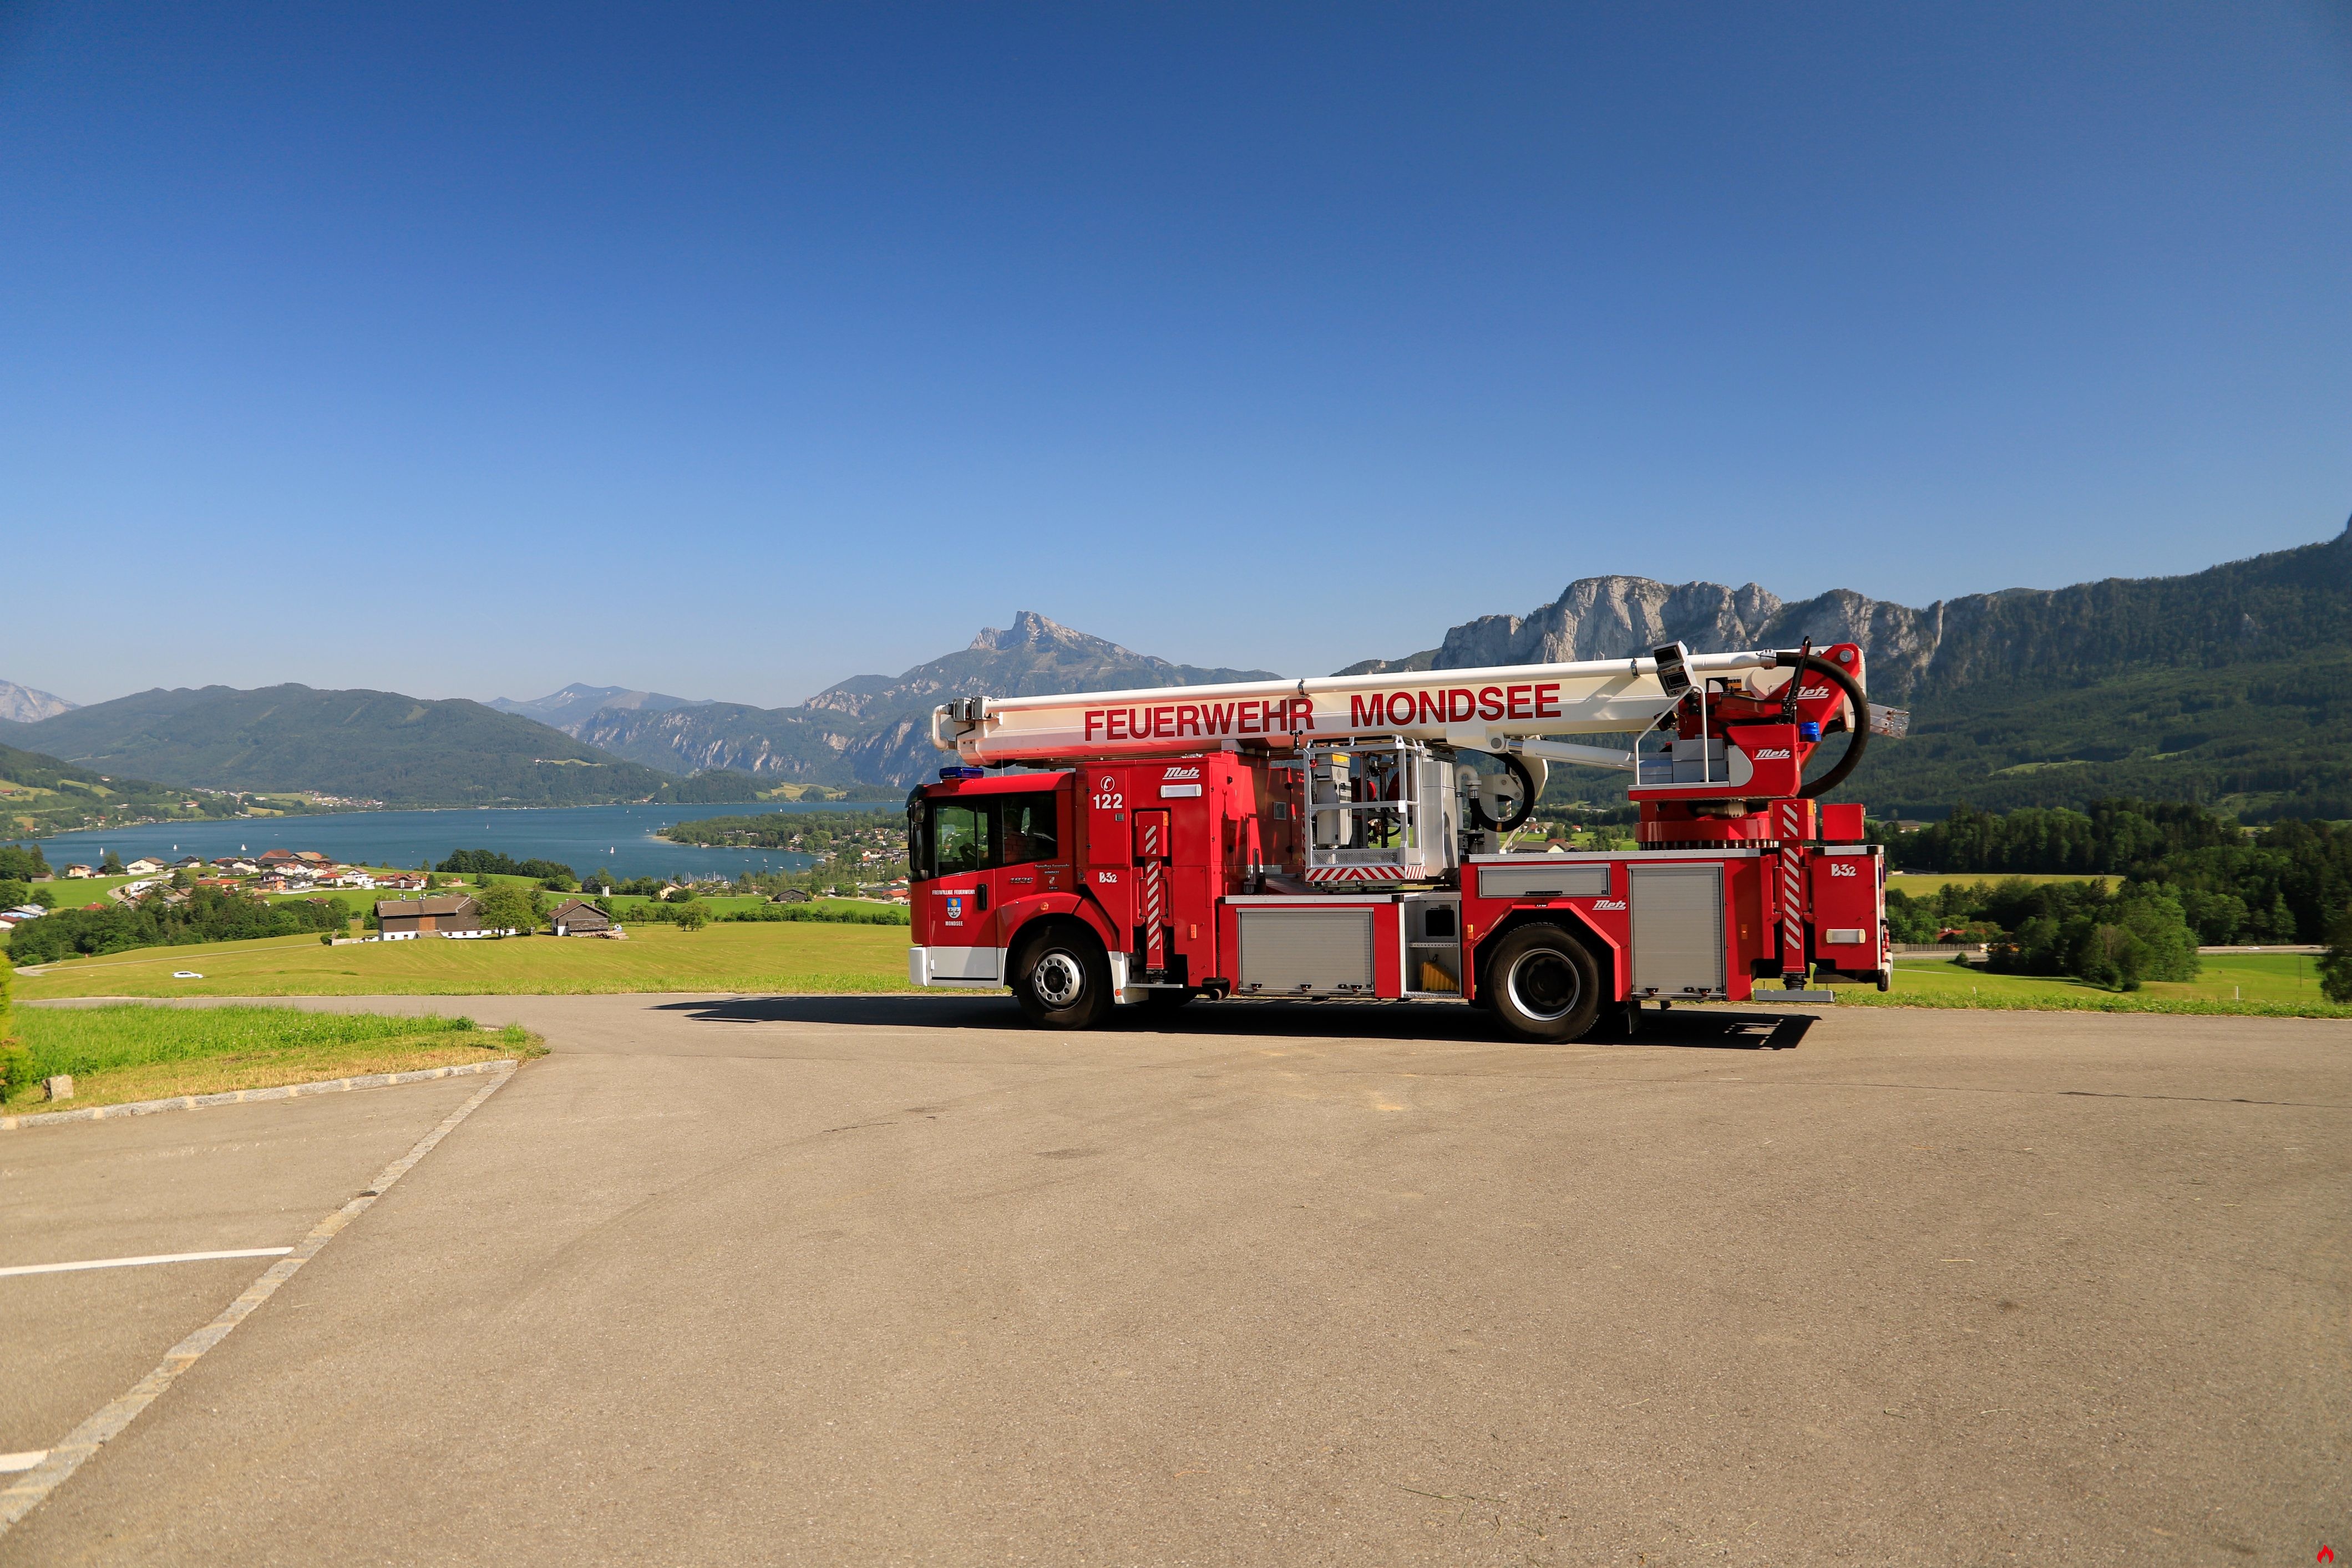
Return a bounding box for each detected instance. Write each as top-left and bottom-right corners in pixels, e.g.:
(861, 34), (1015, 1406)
(976, 883), (989, 912)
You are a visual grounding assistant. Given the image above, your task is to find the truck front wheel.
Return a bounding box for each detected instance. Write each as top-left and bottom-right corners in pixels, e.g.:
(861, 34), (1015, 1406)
(1485, 925), (1603, 1043)
(1012, 926), (1112, 1030)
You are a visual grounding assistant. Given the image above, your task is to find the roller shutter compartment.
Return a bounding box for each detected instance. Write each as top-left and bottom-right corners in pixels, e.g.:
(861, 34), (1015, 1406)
(1238, 908), (1376, 994)
(1629, 864), (1725, 996)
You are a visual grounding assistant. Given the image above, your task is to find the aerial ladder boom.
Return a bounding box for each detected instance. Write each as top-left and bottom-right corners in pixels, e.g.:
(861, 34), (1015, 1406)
(929, 648), (1815, 769)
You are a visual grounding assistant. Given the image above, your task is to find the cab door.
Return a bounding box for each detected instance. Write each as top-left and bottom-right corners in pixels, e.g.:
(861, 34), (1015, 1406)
(924, 796), (1002, 980)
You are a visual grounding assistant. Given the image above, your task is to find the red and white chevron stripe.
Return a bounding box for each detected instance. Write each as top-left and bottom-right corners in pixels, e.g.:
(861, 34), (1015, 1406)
(1303, 863), (1414, 883)
(1142, 860), (1164, 968)
(1776, 800), (1806, 978)
(1140, 818), (1165, 970)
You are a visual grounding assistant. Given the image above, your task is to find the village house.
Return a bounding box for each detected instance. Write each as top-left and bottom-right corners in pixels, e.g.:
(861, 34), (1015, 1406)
(62, 864), (94, 879)
(547, 898), (620, 937)
(256, 848), (301, 866)
(123, 857), (168, 876)
(375, 872), (426, 891)
(373, 894), (483, 939)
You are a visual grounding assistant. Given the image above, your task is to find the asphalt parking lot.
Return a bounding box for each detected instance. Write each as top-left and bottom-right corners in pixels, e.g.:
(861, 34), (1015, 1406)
(2, 993), (2345, 1565)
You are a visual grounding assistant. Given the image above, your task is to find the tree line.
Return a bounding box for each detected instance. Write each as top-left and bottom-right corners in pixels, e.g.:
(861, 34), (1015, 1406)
(1884, 877), (2202, 990)
(1880, 798), (2352, 947)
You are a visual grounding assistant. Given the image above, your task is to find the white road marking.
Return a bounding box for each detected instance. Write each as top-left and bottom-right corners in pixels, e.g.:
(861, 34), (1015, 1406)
(0, 1454), (46, 1475)
(0, 1249), (293, 1280)
(0, 1060), (519, 1535)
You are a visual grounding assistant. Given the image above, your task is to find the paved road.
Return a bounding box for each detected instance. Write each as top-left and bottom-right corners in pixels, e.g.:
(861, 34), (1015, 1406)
(1, 1077), (488, 1474)
(5, 994), (2346, 1565)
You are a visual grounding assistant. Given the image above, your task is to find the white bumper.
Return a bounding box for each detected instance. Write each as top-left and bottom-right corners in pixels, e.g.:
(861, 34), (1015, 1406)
(909, 945), (1006, 987)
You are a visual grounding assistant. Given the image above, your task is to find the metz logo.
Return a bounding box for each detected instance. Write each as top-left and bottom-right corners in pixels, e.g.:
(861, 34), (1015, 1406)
(1591, 899), (1628, 911)
(1162, 765), (1200, 779)
(1753, 747), (1793, 760)
(1800, 684), (1833, 699)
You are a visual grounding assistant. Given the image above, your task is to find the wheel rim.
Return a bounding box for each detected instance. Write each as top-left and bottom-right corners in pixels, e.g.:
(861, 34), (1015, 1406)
(1032, 950), (1086, 1008)
(1506, 947), (1581, 1022)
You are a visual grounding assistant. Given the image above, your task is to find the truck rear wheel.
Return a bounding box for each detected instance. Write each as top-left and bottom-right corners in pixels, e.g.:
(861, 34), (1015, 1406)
(1485, 925), (1603, 1043)
(1012, 926), (1112, 1030)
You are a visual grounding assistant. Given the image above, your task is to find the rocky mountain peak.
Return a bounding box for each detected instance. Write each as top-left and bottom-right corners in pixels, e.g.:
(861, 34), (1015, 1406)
(969, 611), (1132, 658)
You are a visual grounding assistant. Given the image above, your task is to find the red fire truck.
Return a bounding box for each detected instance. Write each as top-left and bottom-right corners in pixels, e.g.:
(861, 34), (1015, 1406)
(905, 641), (1899, 1042)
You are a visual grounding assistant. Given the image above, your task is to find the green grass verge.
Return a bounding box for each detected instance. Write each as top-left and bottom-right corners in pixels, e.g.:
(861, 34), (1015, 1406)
(1816, 953), (2352, 1019)
(13, 920), (918, 999)
(4, 1005), (544, 1111)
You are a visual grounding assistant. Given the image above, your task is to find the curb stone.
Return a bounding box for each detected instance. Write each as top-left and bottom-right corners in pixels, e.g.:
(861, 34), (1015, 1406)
(0, 1059), (520, 1131)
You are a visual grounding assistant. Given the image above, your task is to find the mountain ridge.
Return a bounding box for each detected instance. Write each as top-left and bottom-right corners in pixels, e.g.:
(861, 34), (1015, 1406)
(486, 683), (709, 725)
(1346, 519), (2352, 819)
(9, 525), (2347, 813)
(1371, 521), (2352, 697)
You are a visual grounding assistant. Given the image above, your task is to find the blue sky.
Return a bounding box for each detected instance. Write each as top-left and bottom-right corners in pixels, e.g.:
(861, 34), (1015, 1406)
(4, 2), (2348, 709)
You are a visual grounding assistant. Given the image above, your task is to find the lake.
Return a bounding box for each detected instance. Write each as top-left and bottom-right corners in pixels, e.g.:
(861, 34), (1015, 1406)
(24, 800), (898, 881)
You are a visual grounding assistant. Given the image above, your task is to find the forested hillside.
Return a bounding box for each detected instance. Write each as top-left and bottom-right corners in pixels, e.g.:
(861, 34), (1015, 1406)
(0, 686), (675, 806)
(0, 740), (216, 835)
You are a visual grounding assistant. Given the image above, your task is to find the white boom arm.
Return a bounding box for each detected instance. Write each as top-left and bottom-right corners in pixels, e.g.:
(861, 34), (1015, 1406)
(930, 649), (1786, 767)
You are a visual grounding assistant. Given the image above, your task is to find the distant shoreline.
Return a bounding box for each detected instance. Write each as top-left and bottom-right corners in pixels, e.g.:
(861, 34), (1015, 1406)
(20, 801), (859, 884)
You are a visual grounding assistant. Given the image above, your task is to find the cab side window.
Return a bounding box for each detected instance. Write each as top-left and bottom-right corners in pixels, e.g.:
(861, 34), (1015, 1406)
(998, 793), (1059, 866)
(929, 802), (993, 877)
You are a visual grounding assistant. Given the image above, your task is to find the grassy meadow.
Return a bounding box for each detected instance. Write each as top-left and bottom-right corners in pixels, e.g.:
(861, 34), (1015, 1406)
(3, 1004), (541, 1112)
(24, 874), (145, 908)
(12, 918), (917, 999)
(1882, 871), (2099, 897)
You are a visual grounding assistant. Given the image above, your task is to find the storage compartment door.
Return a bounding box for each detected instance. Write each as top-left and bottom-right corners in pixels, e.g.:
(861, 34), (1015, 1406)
(1238, 907), (1375, 994)
(1629, 864), (1725, 996)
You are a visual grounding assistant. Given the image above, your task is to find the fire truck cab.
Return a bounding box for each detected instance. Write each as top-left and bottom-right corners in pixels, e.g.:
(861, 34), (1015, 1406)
(906, 642), (1897, 1042)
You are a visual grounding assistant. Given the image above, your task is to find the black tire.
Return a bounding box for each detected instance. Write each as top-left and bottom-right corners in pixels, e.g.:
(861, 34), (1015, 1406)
(1011, 925), (1113, 1030)
(1484, 924), (1604, 1043)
